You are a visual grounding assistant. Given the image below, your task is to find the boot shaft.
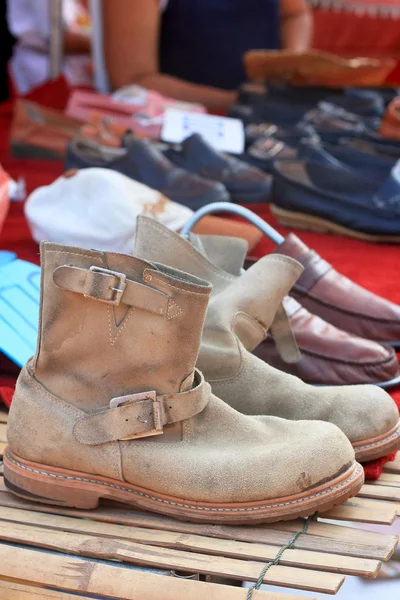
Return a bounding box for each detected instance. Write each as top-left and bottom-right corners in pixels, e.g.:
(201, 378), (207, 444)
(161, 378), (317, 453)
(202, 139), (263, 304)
(134, 217), (303, 377)
(33, 242), (211, 409)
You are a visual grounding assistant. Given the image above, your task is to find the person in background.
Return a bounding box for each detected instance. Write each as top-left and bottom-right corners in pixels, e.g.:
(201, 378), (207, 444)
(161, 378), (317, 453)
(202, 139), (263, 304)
(7, 0), (92, 95)
(99, 0), (313, 110)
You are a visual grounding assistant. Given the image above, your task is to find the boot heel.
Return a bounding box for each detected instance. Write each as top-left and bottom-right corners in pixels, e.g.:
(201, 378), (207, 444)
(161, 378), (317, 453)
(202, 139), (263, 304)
(4, 451), (100, 510)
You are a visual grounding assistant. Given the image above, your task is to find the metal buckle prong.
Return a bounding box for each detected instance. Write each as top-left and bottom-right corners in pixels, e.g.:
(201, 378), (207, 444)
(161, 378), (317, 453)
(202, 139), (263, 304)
(110, 391), (164, 440)
(85, 266), (127, 306)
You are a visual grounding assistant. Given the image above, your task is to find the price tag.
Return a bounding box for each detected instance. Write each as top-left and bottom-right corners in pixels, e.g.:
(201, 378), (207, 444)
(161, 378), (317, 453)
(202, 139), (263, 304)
(161, 108), (245, 154)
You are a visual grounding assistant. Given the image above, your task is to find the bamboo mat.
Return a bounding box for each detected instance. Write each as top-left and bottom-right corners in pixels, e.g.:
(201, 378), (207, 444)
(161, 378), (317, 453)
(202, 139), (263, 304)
(0, 408), (398, 600)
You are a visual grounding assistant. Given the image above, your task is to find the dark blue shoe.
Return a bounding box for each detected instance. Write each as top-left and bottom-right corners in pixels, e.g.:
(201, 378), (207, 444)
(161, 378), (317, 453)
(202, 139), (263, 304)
(242, 137), (396, 182)
(231, 83), (384, 126)
(245, 121), (319, 147)
(164, 134), (272, 204)
(298, 140), (396, 182)
(270, 159), (400, 242)
(65, 137), (230, 210)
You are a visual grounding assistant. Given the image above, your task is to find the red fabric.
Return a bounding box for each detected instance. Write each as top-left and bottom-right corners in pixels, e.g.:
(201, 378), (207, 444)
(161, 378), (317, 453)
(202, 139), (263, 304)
(312, 7), (400, 85)
(1, 80), (400, 479)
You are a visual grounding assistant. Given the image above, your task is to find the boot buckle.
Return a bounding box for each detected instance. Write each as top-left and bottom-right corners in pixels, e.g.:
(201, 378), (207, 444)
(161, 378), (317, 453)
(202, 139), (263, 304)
(86, 266), (127, 306)
(110, 391), (164, 440)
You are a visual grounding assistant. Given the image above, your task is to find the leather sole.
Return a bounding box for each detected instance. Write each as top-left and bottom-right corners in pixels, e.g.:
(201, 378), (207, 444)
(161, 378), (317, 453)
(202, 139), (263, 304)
(312, 371), (400, 390)
(353, 419), (400, 463)
(270, 204), (400, 243)
(10, 141), (65, 161)
(3, 449), (363, 525)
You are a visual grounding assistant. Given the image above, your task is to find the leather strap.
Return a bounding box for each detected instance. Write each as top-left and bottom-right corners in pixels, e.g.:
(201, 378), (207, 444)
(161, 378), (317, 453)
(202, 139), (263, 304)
(53, 265), (169, 315)
(294, 251), (331, 293)
(73, 370), (210, 445)
(270, 303), (301, 364)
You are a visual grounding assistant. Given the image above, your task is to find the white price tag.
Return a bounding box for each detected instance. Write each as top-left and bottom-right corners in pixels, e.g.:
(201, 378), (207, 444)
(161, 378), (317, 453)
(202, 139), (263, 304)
(161, 108), (245, 154)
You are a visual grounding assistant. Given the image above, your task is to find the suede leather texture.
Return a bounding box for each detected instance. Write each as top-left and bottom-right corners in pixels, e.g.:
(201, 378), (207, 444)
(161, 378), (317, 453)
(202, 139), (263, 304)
(134, 217), (399, 443)
(7, 240), (356, 504)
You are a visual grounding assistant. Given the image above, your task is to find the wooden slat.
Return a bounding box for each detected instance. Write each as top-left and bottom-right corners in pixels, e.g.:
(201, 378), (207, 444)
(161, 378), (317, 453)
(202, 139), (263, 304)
(358, 484), (400, 502)
(322, 497), (396, 524)
(0, 423), (7, 443)
(383, 456), (400, 475)
(0, 506), (379, 578)
(0, 443), (6, 457)
(0, 545), (314, 600)
(0, 411), (8, 424)
(366, 473), (400, 488)
(0, 520), (343, 593)
(0, 482), (396, 561)
(0, 581), (97, 600)
(0, 488), (395, 563)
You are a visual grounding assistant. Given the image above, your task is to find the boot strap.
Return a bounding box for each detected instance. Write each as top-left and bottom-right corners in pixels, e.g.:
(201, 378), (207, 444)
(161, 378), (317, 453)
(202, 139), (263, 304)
(73, 369), (210, 445)
(270, 303), (301, 364)
(53, 265), (169, 315)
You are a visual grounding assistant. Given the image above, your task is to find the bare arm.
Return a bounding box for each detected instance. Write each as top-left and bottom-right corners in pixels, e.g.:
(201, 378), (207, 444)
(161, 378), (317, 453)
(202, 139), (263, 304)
(280, 0), (313, 52)
(101, 0), (236, 110)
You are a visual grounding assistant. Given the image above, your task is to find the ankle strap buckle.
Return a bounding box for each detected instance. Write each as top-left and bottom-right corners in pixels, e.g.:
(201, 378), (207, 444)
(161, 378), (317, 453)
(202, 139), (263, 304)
(85, 266), (127, 306)
(109, 390), (164, 440)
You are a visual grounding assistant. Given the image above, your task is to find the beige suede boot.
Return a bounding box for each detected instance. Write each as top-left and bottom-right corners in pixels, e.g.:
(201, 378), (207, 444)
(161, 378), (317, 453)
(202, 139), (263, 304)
(135, 216), (400, 463)
(4, 242), (363, 523)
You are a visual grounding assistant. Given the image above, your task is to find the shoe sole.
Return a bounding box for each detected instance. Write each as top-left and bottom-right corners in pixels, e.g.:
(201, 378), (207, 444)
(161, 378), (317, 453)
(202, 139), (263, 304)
(10, 141), (65, 161)
(270, 204), (400, 243)
(353, 419), (400, 463)
(3, 449), (363, 525)
(311, 371), (400, 390)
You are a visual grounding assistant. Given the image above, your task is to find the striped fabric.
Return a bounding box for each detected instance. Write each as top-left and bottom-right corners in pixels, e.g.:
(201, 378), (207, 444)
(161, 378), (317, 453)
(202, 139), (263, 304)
(309, 0), (400, 18)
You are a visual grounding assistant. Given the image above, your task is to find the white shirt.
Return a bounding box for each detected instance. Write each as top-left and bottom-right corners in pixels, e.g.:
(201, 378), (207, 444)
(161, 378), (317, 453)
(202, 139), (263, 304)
(7, 0), (92, 95)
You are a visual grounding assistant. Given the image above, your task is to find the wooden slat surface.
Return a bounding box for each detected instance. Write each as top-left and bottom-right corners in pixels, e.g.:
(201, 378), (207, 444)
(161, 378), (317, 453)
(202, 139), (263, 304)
(383, 455), (400, 474)
(0, 407), (399, 599)
(0, 478), (397, 557)
(0, 480), (396, 561)
(0, 519), (344, 593)
(358, 483), (400, 502)
(366, 473), (400, 488)
(0, 506), (380, 578)
(0, 546), (312, 600)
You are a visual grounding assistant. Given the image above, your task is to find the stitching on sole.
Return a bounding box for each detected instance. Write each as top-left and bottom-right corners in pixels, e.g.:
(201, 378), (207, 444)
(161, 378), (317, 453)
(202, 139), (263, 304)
(354, 427), (400, 452)
(6, 451), (361, 513)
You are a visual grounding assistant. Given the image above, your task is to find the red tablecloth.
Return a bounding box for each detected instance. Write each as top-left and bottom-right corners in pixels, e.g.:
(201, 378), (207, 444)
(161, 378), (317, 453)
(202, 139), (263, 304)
(1, 81), (400, 479)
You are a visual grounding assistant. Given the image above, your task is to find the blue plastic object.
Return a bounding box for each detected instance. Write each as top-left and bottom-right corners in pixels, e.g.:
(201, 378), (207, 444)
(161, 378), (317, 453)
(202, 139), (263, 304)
(180, 202), (285, 245)
(0, 251), (41, 367)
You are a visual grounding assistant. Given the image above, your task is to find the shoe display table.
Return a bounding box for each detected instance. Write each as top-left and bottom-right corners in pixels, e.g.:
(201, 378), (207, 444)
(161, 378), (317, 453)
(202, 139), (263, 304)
(0, 409), (398, 600)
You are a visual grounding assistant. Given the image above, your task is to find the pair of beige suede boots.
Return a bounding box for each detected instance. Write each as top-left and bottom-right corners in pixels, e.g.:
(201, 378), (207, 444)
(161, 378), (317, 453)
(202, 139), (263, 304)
(5, 216), (400, 524)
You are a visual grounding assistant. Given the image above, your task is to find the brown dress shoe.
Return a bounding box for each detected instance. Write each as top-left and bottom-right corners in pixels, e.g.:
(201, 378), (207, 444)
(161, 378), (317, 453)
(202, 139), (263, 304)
(273, 233), (400, 349)
(254, 296), (400, 388)
(244, 49), (395, 88)
(380, 97), (400, 141)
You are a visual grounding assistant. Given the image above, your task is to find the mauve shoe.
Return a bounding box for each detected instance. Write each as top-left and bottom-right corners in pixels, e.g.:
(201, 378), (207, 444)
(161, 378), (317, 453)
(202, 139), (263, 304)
(254, 295), (400, 389)
(164, 134), (272, 204)
(272, 232), (400, 349)
(271, 159), (400, 242)
(65, 137), (230, 210)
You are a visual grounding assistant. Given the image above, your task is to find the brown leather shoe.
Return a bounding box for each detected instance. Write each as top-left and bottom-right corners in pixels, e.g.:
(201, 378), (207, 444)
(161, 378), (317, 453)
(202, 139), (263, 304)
(380, 97), (400, 141)
(270, 233), (400, 350)
(10, 100), (82, 160)
(244, 49), (395, 88)
(254, 296), (400, 388)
